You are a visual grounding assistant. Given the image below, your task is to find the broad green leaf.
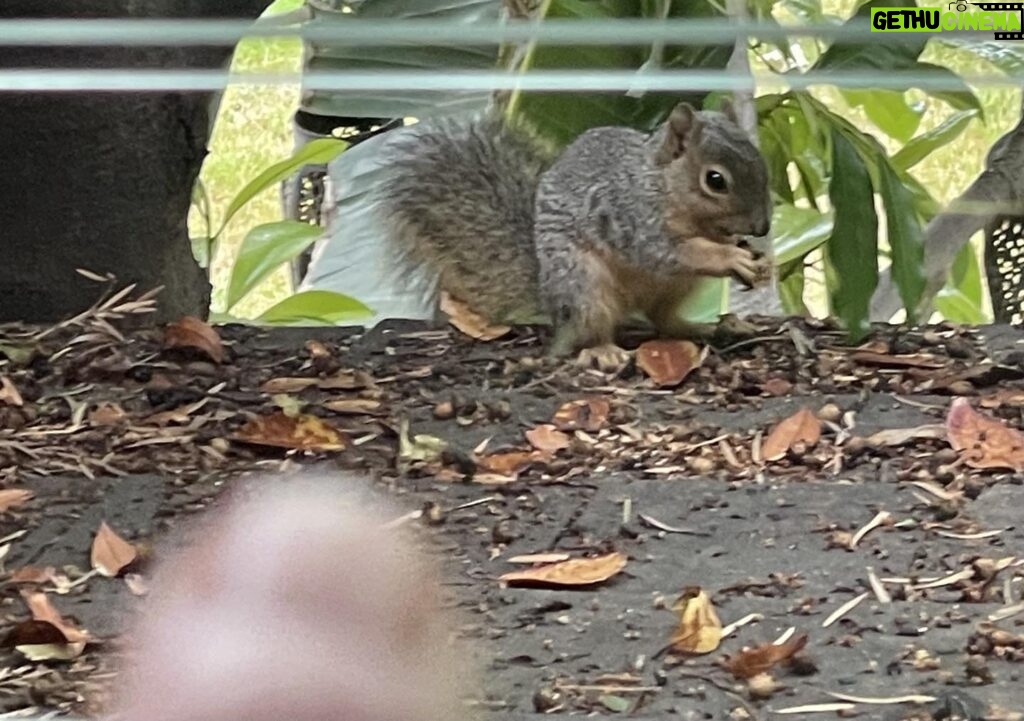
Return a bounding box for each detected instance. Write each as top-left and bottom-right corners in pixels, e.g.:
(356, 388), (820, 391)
(840, 89), (923, 143)
(772, 204), (834, 266)
(876, 160), (925, 321)
(813, 0), (925, 72)
(949, 240), (984, 311)
(812, 1), (982, 115)
(265, 0), (305, 14)
(216, 139), (347, 237)
(226, 221), (324, 311)
(892, 109), (978, 172)
(511, 0), (732, 146)
(915, 61), (984, 115)
(256, 290), (373, 326)
(934, 288), (984, 324)
(777, 0), (824, 22)
(758, 115), (796, 205)
(941, 38), (1024, 76)
(777, 259), (809, 315)
(680, 278), (728, 323)
(826, 128), (878, 342)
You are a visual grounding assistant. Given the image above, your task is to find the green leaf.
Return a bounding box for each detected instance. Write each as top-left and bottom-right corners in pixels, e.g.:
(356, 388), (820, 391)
(226, 221), (324, 311)
(216, 139), (347, 237)
(840, 89), (922, 143)
(934, 289), (984, 324)
(256, 290), (373, 326)
(681, 278), (728, 322)
(892, 109), (978, 172)
(814, 0), (925, 72)
(826, 127), (878, 342)
(941, 38), (1024, 76)
(777, 259), (809, 316)
(915, 62), (984, 115)
(950, 241), (984, 309)
(599, 695), (631, 714)
(511, 0), (732, 146)
(772, 204), (834, 266)
(876, 160), (925, 322)
(812, 1), (982, 116)
(934, 237), (985, 323)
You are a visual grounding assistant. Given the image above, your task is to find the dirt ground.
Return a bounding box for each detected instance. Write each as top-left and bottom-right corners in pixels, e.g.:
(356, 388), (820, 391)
(2, 301), (1024, 720)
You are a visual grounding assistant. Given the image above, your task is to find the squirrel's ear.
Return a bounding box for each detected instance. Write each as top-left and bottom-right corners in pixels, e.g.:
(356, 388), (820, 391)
(719, 97), (739, 124)
(655, 102), (698, 165)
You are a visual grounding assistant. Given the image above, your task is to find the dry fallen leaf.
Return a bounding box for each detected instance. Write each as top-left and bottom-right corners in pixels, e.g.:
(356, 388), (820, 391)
(0, 488), (33, 513)
(525, 424), (571, 453)
(318, 370), (376, 391)
(8, 566), (58, 585)
(322, 398), (382, 415)
(440, 292), (511, 341)
(475, 449), (546, 481)
(89, 402), (129, 427)
(723, 633), (808, 679)
(506, 553), (571, 565)
(259, 377), (319, 394)
(946, 397), (1024, 471)
(91, 521), (139, 578)
(980, 388), (1024, 409)
(636, 340), (700, 387)
(397, 418), (448, 467)
(760, 378), (793, 397)
(850, 349), (944, 369)
(761, 407), (821, 461)
(669, 587), (722, 655)
(863, 424), (946, 448)
(499, 552), (627, 588)
(0, 376), (23, 407)
(552, 398), (611, 432)
(233, 412), (349, 452)
(162, 316), (224, 364)
(5, 591), (89, 661)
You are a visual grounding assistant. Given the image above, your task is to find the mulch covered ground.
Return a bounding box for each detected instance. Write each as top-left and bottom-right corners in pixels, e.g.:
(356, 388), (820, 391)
(2, 293), (1024, 720)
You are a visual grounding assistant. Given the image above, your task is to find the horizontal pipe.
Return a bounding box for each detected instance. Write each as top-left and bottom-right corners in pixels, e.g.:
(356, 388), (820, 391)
(0, 17), (986, 48)
(0, 68), (1016, 93)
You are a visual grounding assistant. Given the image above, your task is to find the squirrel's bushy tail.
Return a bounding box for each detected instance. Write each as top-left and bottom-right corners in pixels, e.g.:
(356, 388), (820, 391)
(379, 112), (553, 324)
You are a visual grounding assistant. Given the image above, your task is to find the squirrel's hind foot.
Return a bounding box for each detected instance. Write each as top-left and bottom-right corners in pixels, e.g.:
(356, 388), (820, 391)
(576, 344), (633, 373)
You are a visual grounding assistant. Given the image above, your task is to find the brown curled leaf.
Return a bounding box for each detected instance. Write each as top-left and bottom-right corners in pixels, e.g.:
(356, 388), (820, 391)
(761, 407), (821, 461)
(499, 552), (627, 588)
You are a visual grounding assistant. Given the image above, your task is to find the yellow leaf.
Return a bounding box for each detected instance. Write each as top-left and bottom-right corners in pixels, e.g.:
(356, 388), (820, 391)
(669, 587), (722, 654)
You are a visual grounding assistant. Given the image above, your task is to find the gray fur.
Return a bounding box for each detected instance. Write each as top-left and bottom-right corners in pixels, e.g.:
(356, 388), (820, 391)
(377, 105), (771, 349)
(379, 113), (553, 324)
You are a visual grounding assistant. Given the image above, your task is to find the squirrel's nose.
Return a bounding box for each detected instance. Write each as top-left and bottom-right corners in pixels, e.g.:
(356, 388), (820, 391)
(753, 217), (770, 238)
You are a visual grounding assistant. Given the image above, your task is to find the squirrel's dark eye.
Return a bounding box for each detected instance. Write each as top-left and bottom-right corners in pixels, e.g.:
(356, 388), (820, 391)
(704, 170), (728, 194)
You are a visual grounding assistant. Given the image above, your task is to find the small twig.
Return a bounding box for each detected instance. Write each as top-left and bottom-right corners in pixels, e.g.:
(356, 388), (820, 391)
(822, 591), (868, 628)
(889, 393), (945, 411)
(715, 333), (788, 355)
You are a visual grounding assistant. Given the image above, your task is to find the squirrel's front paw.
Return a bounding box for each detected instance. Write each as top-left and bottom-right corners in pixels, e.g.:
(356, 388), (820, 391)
(727, 246), (770, 288)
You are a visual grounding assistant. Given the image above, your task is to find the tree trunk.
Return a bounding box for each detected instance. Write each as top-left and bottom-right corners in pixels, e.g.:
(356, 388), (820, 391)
(0, 0), (268, 323)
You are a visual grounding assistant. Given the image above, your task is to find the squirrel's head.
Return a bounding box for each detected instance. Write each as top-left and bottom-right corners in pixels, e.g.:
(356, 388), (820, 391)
(654, 101), (772, 243)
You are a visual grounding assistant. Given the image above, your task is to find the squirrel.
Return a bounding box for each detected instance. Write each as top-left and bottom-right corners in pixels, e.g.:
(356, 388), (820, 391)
(379, 100), (773, 364)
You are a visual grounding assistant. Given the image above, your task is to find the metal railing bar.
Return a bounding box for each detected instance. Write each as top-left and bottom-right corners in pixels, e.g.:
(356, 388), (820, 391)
(0, 17), (994, 48)
(0, 68), (1018, 93)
